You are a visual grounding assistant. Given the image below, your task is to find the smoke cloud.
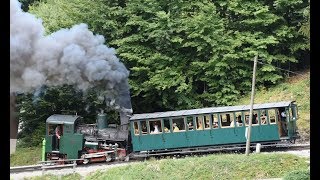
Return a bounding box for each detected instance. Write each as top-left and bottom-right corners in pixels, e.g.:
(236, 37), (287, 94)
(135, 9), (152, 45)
(10, 0), (132, 112)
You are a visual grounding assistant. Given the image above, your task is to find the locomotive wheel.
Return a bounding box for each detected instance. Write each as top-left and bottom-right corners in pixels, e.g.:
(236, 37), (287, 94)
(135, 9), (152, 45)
(124, 156), (130, 162)
(106, 156), (112, 162)
(83, 159), (89, 164)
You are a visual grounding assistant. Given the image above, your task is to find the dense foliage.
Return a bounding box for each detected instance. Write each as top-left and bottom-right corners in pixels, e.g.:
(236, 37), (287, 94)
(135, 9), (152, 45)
(14, 0), (309, 146)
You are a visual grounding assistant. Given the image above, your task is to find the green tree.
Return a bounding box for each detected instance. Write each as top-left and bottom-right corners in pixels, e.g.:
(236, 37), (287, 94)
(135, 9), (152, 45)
(28, 0), (309, 112)
(18, 0), (40, 11)
(299, 1), (310, 41)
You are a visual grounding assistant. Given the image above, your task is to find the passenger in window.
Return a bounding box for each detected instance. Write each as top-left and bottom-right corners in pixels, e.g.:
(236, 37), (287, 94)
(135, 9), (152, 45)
(188, 122), (193, 130)
(141, 124), (147, 133)
(197, 120), (203, 130)
(253, 114), (258, 124)
(205, 118), (210, 128)
(154, 123), (160, 133)
(134, 123), (139, 134)
(237, 115), (243, 126)
(261, 114), (267, 124)
(135, 127), (139, 134)
(281, 111), (286, 121)
(213, 122), (218, 128)
(230, 119), (235, 127)
(237, 115), (242, 123)
(164, 127), (169, 132)
(245, 115), (249, 124)
(173, 123), (180, 132)
(152, 122), (160, 134)
(54, 125), (62, 150)
(280, 110), (288, 135)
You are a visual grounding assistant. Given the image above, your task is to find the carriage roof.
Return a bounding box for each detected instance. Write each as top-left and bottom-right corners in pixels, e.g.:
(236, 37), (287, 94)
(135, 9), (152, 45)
(46, 114), (81, 124)
(129, 101), (295, 121)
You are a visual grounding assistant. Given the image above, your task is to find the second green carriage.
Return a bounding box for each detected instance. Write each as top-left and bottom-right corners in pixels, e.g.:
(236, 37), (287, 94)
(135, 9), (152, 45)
(129, 101), (299, 153)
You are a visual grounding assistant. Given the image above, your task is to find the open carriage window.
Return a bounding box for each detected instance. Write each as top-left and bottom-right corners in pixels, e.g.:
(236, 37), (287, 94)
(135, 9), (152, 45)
(48, 124), (55, 135)
(140, 121), (148, 135)
(235, 112), (243, 127)
(268, 109), (277, 124)
(172, 117), (185, 132)
(48, 124), (63, 136)
(244, 111), (259, 126)
(212, 114), (219, 129)
(163, 118), (171, 133)
(133, 122), (139, 135)
(260, 110), (268, 125)
(204, 115), (211, 129)
(220, 113), (234, 128)
(149, 119), (162, 134)
(196, 116), (204, 130)
(186, 116), (194, 131)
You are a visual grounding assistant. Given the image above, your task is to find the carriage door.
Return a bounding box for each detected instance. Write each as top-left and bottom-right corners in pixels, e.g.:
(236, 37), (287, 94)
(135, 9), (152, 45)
(287, 105), (298, 139)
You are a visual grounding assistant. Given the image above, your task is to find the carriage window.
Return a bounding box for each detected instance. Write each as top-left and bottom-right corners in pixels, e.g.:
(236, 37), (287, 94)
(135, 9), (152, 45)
(140, 121), (148, 134)
(220, 113), (234, 128)
(48, 124), (64, 136)
(212, 114), (218, 129)
(235, 112), (243, 127)
(244, 111), (259, 126)
(186, 116), (194, 130)
(163, 119), (170, 133)
(196, 116), (204, 130)
(149, 120), (162, 134)
(254, 111), (259, 125)
(268, 109), (277, 124)
(133, 122), (139, 135)
(172, 117), (185, 132)
(260, 110), (268, 125)
(48, 124), (55, 135)
(204, 115), (211, 129)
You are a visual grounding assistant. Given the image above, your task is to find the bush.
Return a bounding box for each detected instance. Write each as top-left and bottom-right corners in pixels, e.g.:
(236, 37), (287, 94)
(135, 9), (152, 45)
(283, 169), (310, 180)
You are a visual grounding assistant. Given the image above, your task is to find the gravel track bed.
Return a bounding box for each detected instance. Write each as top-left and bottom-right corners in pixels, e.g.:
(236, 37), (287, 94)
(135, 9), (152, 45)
(10, 146), (310, 180)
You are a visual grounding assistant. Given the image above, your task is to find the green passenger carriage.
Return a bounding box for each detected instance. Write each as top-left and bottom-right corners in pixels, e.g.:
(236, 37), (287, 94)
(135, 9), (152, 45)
(129, 101), (299, 153)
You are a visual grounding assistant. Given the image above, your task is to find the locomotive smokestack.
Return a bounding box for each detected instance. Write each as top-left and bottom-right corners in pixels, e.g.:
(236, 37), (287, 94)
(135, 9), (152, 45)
(97, 111), (108, 129)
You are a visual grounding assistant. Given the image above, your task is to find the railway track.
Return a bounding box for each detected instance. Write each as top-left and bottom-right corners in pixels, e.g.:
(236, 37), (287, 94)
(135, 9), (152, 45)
(10, 161), (77, 174)
(10, 143), (310, 174)
(10, 158), (136, 174)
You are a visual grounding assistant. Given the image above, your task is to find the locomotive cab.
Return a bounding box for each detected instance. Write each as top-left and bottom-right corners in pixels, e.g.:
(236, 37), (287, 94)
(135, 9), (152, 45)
(45, 115), (84, 161)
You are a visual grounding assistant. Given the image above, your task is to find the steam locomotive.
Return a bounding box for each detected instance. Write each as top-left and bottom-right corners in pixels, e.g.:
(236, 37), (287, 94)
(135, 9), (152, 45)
(45, 111), (131, 164)
(44, 101), (299, 164)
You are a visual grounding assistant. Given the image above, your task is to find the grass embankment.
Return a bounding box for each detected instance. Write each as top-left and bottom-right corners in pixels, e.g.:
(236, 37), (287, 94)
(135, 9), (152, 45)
(236, 70), (310, 141)
(10, 146), (42, 167)
(22, 153), (309, 180)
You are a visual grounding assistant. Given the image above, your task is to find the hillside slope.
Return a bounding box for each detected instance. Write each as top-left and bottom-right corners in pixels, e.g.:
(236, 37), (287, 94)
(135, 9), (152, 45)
(235, 70), (310, 141)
